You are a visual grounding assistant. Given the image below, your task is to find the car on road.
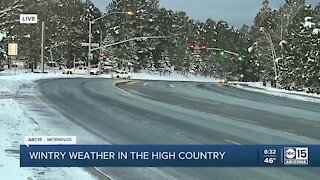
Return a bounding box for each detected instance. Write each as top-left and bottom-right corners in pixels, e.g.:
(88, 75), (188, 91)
(112, 70), (132, 79)
(63, 66), (101, 75)
(218, 78), (228, 83)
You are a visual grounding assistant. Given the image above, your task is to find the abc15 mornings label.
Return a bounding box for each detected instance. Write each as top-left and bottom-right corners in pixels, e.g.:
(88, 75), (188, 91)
(283, 147), (309, 165)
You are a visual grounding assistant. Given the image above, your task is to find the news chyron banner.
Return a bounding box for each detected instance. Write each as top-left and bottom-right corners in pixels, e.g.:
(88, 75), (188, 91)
(20, 137), (320, 167)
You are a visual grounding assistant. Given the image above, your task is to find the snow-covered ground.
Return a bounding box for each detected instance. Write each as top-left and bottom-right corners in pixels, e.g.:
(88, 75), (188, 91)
(231, 82), (320, 103)
(128, 70), (218, 82)
(0, 69), (98, 180)
(0, 99), (98, 180)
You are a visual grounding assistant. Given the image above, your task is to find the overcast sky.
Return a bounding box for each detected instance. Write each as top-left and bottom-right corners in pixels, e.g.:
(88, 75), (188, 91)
(91, 0), (319, 27)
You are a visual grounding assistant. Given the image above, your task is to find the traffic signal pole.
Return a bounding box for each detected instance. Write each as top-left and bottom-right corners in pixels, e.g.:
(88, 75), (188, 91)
(189, 43), (245, 61)
(206, 47), (240, 56)
(99, 32), (103, 75)
(90, 36), (171, 52)
(87, 11), (134, 76)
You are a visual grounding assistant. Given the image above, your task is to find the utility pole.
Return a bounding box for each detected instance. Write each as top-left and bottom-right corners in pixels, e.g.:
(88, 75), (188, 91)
(99, 31), (103, 75)
(41, 21), (45, 73)
(88, 21), (92, 75)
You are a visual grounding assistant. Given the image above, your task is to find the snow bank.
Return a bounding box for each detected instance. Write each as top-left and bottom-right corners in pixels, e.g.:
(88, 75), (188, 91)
(0, 152), (34, 180)
(0, 98), (97, 180)
(103, 70), (218, 82)
(232, 82), (320, 103)
(1, 69), (217, 95)
(0, 69), (94, 95)
(0, 99), (35, 180)
(0, 70), (97, 180)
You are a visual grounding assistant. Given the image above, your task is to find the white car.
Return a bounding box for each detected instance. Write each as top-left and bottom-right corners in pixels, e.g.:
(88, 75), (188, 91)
(112, 71), (132, 79)
(63, 66), (100, 75)
(218, 78), (228, 83)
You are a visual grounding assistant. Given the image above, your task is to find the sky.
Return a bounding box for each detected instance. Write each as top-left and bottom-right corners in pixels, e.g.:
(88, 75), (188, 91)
(91, 0), (319, 27)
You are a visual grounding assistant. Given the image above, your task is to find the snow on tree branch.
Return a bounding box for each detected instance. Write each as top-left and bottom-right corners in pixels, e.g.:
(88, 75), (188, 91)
(0, 20), (20, 26)
(312, 28), (320, 35)
(0, 0), (23, 19)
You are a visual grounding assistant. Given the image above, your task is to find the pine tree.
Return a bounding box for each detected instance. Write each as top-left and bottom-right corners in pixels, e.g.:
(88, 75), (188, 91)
(0, 0), (23, 29)
(167, 11), (192, 71)
(280, 5), (318, 89)
(315, 3), (320, 22)
(52, 0), (86, 67)
(202, 18), (218, 77)
(0, 0), (23, 65)
(11, 0), (56, 68)
(106, 0), (162, 71)
(250, 0), (276, 82)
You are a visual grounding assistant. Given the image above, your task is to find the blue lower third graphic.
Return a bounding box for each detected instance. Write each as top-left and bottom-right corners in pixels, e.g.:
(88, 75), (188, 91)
(20, 145), (320, 167)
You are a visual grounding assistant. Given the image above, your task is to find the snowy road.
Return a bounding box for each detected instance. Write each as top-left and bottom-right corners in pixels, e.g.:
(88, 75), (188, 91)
(36, 79), (320, 180)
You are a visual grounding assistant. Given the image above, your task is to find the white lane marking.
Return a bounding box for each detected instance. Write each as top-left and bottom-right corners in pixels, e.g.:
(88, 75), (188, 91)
(170, 84), (174, 88)
(93, 167), (113, 180)
(224, 139), (242, 145)
(127, 81), (136, 85)
(281, 130), (297, 136)
(144, 83), (148, 86)
(112, 82), (130, 95)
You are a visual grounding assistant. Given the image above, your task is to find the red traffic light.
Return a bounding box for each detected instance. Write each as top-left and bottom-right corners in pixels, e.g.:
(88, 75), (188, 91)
(189, 43), (195, 51)
(102, 52), (107, 61)
(200, 43), (207, 51)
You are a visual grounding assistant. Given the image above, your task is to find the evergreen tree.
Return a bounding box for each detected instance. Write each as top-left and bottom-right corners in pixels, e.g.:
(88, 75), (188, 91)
(52, 0), (87, 67)
(169, 11), (193, 71)
(250, 0), (275, 81)
(0, 0), (23, 64)
(106, 0), (162, 71)
(314, 3), (320, 22)
(11, 0), (56, 68)
(280, 5), (319, 89)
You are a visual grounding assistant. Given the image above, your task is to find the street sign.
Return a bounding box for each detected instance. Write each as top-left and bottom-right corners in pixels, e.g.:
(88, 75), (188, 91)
(20, 14), (38, 24)
(81, 43), (100, 47)
(8, 43), (18, 56)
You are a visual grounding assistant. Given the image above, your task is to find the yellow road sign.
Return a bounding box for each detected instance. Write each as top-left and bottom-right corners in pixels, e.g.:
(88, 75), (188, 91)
(8, 43), (18, 56)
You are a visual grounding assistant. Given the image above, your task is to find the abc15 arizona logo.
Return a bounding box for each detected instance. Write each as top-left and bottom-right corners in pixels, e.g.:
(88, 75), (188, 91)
(284, 147), (309, 165)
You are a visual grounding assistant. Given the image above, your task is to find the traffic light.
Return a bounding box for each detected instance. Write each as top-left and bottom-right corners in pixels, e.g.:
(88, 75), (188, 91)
(200, 43), (207, 52)
(219, 50), (226, 57)
(102, 52), (107, 61)
(189, 43), (195, 51)
(237, 55), (245, 62)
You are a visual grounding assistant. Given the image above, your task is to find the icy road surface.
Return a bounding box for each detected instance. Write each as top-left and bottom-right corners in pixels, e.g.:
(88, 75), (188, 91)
(34, 79), (320, 180)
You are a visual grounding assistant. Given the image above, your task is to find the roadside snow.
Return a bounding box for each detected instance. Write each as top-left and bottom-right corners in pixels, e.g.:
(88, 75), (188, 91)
(0, 99), (97, 180)
(232, 82), (320, 103)
(103, 70), (218, 82)
(0, 69), (95, 95)
(0, 70), (97, 180)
